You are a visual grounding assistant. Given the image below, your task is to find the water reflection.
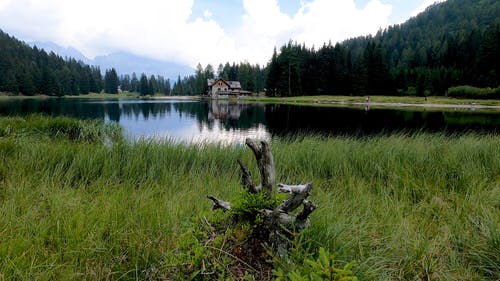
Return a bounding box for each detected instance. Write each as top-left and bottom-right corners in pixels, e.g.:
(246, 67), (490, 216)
(100, 99), (270, 144)
(0, 98), (499, 144)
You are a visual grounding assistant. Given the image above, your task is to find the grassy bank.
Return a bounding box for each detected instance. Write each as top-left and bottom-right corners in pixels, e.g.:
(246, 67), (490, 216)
(239, 95), (500, 107)
(0, 116), (498, 280)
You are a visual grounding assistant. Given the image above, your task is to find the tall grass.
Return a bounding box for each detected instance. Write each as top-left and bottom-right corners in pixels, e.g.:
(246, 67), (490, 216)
(0, 118), (498, 279)
(0, 114), (122, 142)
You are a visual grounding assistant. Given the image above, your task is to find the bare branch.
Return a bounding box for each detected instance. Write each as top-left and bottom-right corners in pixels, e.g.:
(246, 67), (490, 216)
(277, 182), (312, 213)
(206, 138), (317, 259)
(278, 183), (311, 194)
(245, 138), (261, 160)
(245, 138), (275, 198)
(295, 200), (318, 230)
(237, 159), (258, 193)
(207, 195), (231, 211)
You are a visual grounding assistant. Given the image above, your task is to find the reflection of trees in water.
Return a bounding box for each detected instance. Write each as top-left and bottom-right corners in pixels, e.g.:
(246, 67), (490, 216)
(0, 99), (108, 120)
(118, 102), (173, 121)
(443, 112), (500, 129)
(265, 104), (500, 137)
(172, 100), (267, 132)
(1, 99), (498, 136)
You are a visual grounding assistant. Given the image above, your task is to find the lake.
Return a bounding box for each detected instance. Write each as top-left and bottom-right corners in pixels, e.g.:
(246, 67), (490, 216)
(1, 98), (499, 144)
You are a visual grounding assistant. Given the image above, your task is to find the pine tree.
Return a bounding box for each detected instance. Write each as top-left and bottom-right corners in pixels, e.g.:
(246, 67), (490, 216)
(104, 68), (119, 94)
(139, 73), (149, 96)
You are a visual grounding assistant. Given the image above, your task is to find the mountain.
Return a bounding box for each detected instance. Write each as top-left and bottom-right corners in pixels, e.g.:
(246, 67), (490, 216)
(28, 41), (91, 64)
(28, 41), (194, 82)
(94, 52), (194, 82)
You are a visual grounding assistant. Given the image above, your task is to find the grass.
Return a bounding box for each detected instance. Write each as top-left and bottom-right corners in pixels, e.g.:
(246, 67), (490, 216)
(0, 114), (122, 142)
(239, 95), (500, 107)
(0, 116), (499, 280)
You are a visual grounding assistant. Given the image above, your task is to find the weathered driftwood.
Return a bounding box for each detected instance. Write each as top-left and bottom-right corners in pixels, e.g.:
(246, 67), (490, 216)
(207, 138), (317, 255)
(245, 138), (276, 198)
(206, 195), (231, 211)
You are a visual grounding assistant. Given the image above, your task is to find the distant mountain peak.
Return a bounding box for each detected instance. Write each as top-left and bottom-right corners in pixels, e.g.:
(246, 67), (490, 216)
(27, 41), (194, 81)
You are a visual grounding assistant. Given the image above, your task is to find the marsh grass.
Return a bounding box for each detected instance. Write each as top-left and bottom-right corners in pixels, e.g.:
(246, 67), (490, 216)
(0, 114), (122, 142)
(0, 117), (498, 280)
(240, 95), (500, 107)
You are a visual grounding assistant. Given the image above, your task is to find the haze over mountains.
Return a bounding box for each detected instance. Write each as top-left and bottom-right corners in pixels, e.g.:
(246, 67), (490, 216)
(28, 41), (195, 82)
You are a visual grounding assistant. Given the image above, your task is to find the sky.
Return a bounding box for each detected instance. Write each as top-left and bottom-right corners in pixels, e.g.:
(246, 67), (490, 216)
(0, 0), (442, 67)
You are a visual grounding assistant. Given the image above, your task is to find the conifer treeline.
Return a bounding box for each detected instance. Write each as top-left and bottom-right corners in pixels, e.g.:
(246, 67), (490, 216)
(171, 62), (265, 96)
(0, 30), (103, 96)
(0, 30), (171, 96)
(119, 73), (171, 96)
(1, 0), (499, 97)
(267, 0), (499, 97)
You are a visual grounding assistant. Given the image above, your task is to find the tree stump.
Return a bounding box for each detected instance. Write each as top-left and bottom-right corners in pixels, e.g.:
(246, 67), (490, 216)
(207, 138), (317, 256)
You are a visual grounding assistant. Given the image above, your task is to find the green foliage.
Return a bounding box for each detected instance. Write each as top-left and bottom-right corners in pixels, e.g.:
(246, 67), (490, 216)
(230, 191), (279, 224)
(0, 117), (498, 279)
(172, 62), (265, 96)
(267, 0), (500, 97)
(0, 114), (122, 142)
(171, 217), (236, 280)
(0, 30), (102, 95)
(447, 85), (500, 99)
(104, 68), (119, 94)
(274, 248), (357, 281)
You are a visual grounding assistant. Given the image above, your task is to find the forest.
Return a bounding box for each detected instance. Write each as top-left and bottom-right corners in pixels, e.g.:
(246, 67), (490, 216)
(0, 0), (499, 98)
(265, 0), (499, 97)
(0, 31), (171, 96)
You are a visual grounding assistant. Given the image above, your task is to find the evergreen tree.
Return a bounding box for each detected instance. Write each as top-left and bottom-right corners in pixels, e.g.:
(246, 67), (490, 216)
(139, 73), (149, 96)
(104, 68), (119, 94)
(131, 72), (139, 92)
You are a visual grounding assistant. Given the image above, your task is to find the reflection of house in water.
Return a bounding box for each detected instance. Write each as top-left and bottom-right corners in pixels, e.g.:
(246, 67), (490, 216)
(205, 99), (268, 132)
(208, 99), (243, 120)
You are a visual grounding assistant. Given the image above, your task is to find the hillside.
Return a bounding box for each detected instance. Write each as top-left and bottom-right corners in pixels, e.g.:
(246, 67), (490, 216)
(0, 31), (174, 96)
(28, 41), (195, 83)
(0, 30), (102, 96)
(266, 0), (500, 97)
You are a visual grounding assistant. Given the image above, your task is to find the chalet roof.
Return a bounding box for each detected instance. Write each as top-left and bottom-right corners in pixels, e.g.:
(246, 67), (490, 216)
(228, 81), (241, 89)
(208, 78), (241, 89)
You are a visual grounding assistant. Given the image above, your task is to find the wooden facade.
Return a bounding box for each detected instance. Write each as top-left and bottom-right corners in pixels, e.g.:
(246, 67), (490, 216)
(207, 78), (247, 97)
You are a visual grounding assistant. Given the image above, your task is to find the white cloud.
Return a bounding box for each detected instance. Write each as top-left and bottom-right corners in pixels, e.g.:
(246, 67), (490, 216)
(0, 0), (12, 10)
(235, 0), (391, 64)
(0, 0), (394, 68)
(292, 0), (392, 46)
(411, 0), (442, 17)
(203, 9), (213, 18)
(0, 0), (232, 66)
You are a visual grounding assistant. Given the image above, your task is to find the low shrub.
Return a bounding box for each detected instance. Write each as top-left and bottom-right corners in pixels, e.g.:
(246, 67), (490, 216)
(447, 85), (500, 99)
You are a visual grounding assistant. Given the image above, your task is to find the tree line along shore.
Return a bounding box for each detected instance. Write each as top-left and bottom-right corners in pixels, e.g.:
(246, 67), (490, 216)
(1, 0), (499, 99)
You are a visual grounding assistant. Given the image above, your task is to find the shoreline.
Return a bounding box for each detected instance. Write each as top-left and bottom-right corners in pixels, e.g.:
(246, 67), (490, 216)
(2, 93), (499, 110)
(324, 100), (500, 110)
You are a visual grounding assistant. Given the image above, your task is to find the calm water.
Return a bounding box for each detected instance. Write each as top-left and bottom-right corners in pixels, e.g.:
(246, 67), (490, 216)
(1, 98), (499, 144)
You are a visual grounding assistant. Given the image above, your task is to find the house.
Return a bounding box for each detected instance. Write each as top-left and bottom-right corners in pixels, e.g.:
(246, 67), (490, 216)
(206, 78), (249, 97)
